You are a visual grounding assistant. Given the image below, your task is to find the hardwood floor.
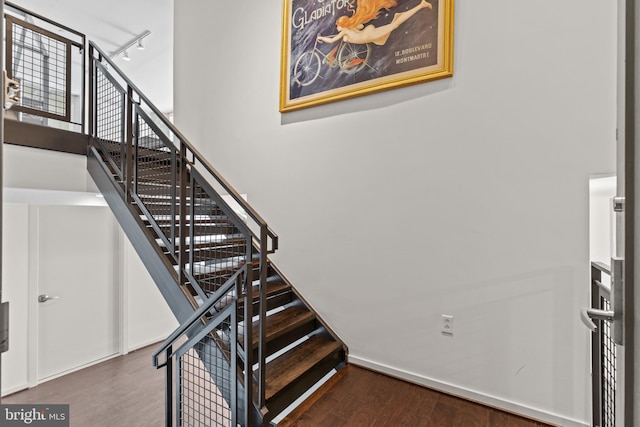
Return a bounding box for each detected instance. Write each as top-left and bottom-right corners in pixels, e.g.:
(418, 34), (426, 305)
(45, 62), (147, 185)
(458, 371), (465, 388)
(3, 345), (557, 427)
(2, 344), (165, 427)
(278, 366), (558, 427)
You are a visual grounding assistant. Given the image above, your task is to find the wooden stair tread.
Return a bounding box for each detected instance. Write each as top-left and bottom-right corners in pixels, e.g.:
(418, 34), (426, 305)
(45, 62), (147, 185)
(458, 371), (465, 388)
(164, 238), (247, 252)
(250, 280), (290, 303)
(191, 259), (259, 282)
(241, 307), (315, 348)
(214, 280), (291, 311)
(142, 217), (232, 225)
(157, 235), (245, 248)
(264, 335), (342, 402)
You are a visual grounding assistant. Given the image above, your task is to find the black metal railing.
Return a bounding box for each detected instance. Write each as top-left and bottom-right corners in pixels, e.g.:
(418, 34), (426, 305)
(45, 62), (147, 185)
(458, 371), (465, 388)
(4, 2), (86, 131)
(89, 41), (278, 426)
(3, 3), (281, 422)
(153, 268), (244, 426)
(591, 262), (616, 427)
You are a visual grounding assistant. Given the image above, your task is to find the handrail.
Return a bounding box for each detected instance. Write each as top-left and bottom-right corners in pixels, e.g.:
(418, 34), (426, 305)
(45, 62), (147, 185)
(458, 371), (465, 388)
(152, 265), (245, 368)
(4, 3), (87, 133)
(594, 279), (612, 295)
(88, 41), (278, 251)
(5, 1), (85, 46)
(592, 261), (611, 276)
(591, 261), (612, 303)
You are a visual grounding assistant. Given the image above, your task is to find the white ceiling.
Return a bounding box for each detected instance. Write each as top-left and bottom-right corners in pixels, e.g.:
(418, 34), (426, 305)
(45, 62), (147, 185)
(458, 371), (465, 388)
(8, 0), (174, 113)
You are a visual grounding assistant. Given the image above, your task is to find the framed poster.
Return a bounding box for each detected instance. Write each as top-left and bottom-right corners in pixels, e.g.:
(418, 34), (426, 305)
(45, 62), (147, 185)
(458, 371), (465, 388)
(280, 0), (454, 112)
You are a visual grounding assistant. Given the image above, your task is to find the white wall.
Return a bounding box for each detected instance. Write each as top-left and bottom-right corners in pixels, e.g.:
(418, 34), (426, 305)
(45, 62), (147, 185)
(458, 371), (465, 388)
(2, 146), (178, 395)
(4, 144), (98, 192)
(174, 0), (617, 424)
(125, 238), (178, 351)
(1, 204), (29, 395)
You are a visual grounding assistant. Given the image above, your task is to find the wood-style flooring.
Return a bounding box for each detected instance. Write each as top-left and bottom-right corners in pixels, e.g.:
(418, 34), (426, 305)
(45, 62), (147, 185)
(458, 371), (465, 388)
(2, 345), (165, 427)
(3, 344), (557, 427)
(279, 366), (557, 427)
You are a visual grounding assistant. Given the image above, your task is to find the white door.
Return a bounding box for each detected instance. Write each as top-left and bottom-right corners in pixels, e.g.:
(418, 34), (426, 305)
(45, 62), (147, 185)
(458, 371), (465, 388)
(34, 205), (119, 381)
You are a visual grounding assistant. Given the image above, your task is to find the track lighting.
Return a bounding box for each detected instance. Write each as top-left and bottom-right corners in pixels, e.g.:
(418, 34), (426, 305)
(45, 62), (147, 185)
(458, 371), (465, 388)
(110, 30), (151, 60)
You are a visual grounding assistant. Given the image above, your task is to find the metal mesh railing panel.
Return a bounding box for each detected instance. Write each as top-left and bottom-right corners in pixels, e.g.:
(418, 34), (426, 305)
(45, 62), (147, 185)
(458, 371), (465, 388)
(9, 18), (70, 120)
(601, 297), (616, 427)
(135, 113), (177, 249)
(189, 178), (249, 296)
(95, 65), (125, 178)
(178, 323), (233, 426)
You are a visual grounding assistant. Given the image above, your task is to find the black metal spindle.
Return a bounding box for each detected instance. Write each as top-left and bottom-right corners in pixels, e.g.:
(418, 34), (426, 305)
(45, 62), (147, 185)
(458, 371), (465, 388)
(125, 86), (133, 203)
(165, 345), (173, 427)
(178, 142), (188, 290)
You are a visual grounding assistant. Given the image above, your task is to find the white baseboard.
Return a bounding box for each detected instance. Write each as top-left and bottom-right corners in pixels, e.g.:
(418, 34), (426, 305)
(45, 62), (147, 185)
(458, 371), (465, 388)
(128, 336), (167, 353)
(28, 352), (122, 388)
(348, 355), (589, 427)
(2, 383), (29, 398)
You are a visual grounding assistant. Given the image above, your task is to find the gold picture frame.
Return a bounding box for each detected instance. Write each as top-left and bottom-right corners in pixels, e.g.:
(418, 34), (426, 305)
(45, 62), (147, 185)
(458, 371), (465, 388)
(280, 0), (454, 112)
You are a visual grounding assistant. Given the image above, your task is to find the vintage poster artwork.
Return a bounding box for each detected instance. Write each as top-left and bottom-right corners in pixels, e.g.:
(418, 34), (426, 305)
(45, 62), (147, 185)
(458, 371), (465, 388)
(280, 0), (454, 112)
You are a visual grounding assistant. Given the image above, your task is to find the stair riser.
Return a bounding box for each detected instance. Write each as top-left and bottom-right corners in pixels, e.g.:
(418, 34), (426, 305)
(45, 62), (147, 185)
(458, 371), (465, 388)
(135, 168), (173, 179)
(148, 224), (237, 237)
(137, 202), (226, 218)
(192, 262), (260, 284)
(134, 187), (187, 197)
(163, 239), (247, 251)
(264, 348), (345, 421)
(254, 320), (317, 362)
(247, 291), (293, 313)
(236, 321), (316, 376)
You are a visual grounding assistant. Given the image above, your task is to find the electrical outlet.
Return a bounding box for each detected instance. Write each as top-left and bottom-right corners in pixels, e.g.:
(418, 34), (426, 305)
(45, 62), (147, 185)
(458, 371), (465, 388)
(441, 314), (454, 336)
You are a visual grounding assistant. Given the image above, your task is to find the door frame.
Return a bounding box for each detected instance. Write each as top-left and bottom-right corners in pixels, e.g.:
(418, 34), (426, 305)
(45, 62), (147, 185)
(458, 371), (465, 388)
(620, 0), (637, 423)
(25, 205), (124, 386)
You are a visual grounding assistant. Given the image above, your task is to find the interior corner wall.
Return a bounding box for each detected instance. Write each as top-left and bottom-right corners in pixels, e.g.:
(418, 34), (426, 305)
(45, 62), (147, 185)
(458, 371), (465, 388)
(3, 144), (98, 193)
(1, 146), (178, 394)
(1, 204), (29, 395)
(173, 1), (617, 424)
(125, 238), (178, 351)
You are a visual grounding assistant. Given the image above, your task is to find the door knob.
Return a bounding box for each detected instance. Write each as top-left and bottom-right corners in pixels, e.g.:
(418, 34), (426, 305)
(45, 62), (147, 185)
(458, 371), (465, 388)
(580, 258), (623, 345)
(580, 308), (614, 332)
(38, 294), (59, 303)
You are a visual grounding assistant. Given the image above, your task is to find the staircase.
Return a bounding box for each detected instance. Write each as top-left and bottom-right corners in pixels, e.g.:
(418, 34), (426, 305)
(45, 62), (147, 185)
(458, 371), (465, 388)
(85, 42), (347, 426)
(1, 4), (346, 421)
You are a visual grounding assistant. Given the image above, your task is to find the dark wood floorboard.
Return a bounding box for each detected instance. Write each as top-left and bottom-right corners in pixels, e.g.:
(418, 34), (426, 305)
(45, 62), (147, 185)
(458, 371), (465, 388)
(278, 365), (558, 427)
(3, 344), (165, 427)
(3, 348), (559, 427)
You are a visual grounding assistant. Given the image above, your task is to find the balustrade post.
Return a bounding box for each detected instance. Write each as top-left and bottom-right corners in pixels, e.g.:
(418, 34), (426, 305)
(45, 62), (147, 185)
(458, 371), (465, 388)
(88, 45), (95, 139)
(178, 143), (188, 287)
(81, 35), (86, 135)
(257, 226), (268, 411)
(231, 292), (239, 427)
(125, 86), (134, 203)
(243, 250), (254, 426)
(165, 346), (173, 427)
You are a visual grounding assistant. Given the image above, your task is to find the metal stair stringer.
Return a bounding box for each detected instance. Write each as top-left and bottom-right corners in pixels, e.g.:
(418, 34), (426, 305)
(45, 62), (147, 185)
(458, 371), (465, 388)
(87, 145), (194, 325)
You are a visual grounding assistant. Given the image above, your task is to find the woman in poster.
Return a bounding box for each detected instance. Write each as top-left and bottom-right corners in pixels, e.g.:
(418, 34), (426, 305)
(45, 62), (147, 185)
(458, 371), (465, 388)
(317, 0), (433, 46)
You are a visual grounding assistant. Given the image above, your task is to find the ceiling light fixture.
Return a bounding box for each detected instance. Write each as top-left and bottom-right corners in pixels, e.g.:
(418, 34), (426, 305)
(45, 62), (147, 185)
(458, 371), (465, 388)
(109, 30), (152, 60)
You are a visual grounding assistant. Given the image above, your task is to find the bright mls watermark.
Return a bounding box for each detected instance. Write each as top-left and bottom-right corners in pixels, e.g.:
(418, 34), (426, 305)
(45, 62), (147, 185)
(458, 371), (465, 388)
(0, 405), (69, 426)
